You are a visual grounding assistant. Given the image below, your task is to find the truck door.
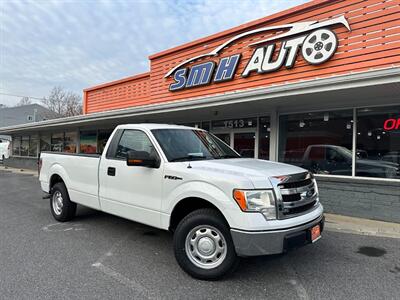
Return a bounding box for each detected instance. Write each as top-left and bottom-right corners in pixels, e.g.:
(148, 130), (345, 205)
(99, 129), (163, 228)
(326, 147), (352, 175)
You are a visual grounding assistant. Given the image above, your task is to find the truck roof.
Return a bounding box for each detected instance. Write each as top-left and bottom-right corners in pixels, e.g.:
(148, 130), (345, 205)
(116, 123), (203, 131)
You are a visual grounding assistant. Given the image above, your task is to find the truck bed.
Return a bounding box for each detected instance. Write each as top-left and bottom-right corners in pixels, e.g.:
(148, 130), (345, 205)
(39, 152), (101, 209)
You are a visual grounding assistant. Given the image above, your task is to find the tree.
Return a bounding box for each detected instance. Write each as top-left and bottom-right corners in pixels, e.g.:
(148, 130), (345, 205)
(42, 86), (82, 117)
(15, 97), (32, 106)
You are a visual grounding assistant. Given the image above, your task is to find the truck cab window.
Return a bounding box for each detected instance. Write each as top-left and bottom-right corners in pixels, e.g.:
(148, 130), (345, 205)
(115, 130), (157, 159)
(151, 129), (239, 162)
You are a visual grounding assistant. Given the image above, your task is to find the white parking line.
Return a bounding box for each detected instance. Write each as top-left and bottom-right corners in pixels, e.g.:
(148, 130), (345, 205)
(92, 262), (153, 299)
(284, 264), (310, 300)
(91, 234), (156, 299)
(92, 234), (130, 265)
(42, 223), (85, 232)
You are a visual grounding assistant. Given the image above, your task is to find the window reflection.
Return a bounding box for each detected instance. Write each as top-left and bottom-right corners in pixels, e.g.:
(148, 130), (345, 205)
(356, 106), (400, 179)
(51, 133), (63, 152)
(64, 132), (77, 153)
(279, 110), (353, 175)
(98, 130), (113, 154)
(20, 136), (29, 156)
(40, 134), (51, 152)
(80, 131), (97, 154)
(29, 135), (38, 157)
(12, 137), (21, 156)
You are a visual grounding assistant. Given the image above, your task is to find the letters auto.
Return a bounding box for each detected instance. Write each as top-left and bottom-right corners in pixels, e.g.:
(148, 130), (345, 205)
(167, 16), (351, 91)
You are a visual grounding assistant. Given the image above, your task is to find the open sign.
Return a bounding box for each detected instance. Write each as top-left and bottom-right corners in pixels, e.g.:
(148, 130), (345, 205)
(383, 118), (400, 131)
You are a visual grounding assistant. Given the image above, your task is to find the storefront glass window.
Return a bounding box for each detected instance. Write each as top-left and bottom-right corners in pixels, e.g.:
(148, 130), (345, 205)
(356, 106), (400, 179)
(40, 134), (51, 152)
(98, 130), (113, 154)
(12, 137), (21, 156)
(258, 117), (270, 160)
(64, 131), (77, 153)
(181, 122), (201, 128)
(51, 133), (64, 152)
(20, 136), (29, 156)
(29, 135), (38, 157)
(80, 131), (97, 154)
(279, 110), (353, 175)
(201, 121), (210, 131)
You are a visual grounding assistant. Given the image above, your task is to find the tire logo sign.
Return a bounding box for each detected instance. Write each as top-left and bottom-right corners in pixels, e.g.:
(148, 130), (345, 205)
(302, 29), (338, 65)
(166, 16), (350, 91)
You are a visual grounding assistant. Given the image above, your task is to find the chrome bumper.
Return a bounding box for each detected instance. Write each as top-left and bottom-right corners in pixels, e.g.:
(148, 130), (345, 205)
(230, 214), (324, 257)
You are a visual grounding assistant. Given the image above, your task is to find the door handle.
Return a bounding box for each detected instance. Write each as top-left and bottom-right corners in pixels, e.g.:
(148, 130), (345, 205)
(107, 167), (116, 176)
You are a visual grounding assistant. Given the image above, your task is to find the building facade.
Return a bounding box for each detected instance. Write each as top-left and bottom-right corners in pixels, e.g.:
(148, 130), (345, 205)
(0, 104), (60, 128)
(1, 0), (399, 221)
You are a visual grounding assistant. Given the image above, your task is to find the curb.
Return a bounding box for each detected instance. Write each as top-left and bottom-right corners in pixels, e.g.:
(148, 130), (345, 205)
(325, 213), (400, 239)
(0, 166), (38, 177)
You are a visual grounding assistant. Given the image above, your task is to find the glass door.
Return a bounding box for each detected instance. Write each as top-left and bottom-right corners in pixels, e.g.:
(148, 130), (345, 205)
(233, 132), (256, 158)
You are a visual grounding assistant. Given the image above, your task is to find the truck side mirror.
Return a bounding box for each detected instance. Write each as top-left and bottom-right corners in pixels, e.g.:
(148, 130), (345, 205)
(126, 150), (159, 168)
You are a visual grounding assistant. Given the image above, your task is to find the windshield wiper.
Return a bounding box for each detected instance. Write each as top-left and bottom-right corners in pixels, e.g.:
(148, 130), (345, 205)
(170, 155), (207, 162)
(216, 154), (240, 159)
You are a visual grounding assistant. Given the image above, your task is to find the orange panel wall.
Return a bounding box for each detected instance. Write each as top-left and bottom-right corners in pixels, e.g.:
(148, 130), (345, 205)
(84, 73), (151, 114)
(85, 0), (400, 114)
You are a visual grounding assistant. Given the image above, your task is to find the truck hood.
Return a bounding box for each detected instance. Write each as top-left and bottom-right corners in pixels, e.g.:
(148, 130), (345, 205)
(188, 158), (306, 188)
(357, 158), (399, 169)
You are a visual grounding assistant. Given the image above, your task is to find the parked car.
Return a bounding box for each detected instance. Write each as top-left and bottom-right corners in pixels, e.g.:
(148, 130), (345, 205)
(381, 151), (400, 165)
(39, 124), (324, 280)
(0, 139), (10, 161)
(301, 145), (399, 178)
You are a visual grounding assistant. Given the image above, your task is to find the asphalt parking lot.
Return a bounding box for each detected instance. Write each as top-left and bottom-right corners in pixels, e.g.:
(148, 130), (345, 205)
(0, 169), (399, 300)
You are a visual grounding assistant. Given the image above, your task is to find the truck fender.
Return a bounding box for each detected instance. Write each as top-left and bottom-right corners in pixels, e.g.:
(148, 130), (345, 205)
(48, 163), (71, 192)
(163, 181), (239, 229)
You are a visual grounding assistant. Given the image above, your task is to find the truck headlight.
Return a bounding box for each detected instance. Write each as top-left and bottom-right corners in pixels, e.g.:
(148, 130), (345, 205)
(233, 189), (276, 220)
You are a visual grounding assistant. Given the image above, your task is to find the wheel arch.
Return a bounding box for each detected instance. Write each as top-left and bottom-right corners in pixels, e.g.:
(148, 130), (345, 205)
(169, 197), (230, 232)
(49, 173), (65, 191)
(47, 163), (71, 192)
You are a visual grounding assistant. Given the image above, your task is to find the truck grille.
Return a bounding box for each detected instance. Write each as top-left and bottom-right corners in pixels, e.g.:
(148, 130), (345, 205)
(271, 172), (319, 219)
(280, 178), (312, 189)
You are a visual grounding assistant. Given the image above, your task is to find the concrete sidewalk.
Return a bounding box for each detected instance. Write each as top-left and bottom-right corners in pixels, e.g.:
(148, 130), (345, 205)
(325, 213), (400, 239)
(1, 165), (399, 238)
(0, 165), (38, 177)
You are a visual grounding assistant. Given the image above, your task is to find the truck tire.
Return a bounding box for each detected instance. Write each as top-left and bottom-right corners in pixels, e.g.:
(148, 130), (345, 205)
(173, 208), (239, 280)
(50, 182), (77, 222)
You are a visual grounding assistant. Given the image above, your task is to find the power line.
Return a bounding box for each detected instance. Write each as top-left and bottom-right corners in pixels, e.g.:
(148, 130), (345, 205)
(0, 92), (45, 101)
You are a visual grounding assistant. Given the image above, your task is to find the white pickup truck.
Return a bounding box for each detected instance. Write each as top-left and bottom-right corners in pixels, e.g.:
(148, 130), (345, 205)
(0, 139), (10, 161)
(39, 124), (324, 280)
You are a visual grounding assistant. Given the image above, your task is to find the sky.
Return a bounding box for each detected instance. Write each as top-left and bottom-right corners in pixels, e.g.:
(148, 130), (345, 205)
(0, 0), (308, 106)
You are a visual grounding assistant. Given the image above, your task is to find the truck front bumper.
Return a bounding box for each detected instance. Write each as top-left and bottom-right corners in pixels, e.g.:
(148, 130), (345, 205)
(230, 214), (324, 257)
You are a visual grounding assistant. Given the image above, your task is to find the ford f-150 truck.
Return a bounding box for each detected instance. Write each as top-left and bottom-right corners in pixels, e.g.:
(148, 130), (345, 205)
(39, 124), (324, 280)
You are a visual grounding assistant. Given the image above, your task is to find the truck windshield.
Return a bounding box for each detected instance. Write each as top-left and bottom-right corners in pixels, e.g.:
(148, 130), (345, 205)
(151, 129), (240, 162)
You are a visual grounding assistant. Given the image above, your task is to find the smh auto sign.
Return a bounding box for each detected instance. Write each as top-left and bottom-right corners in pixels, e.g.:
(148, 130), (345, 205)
(165, 16), (351, 91)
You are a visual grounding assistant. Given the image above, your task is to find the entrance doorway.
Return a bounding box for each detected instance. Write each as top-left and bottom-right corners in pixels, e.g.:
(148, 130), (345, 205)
(214, 130), (257, 158)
